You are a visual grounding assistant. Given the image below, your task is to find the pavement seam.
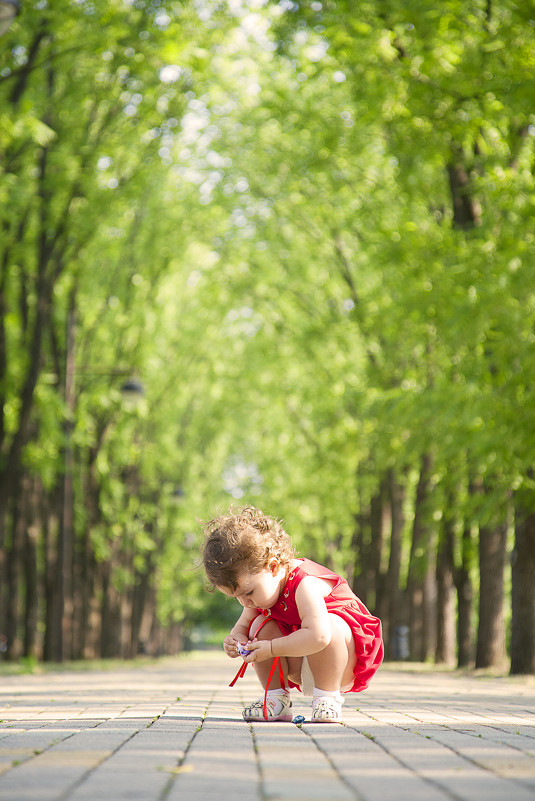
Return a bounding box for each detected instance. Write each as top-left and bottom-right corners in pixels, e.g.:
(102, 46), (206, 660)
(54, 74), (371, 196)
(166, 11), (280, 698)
(341, 722), (465, 801)
(407, 723), (535, 793)
(248, 721), (268, 801)
(302, 724), (365, 801)
(0, 718), (104, 778)
(394, 705), (535, 745)
(2, 658), (534, 801)
(359, 707), (535, 769)
(55, 726), (141, 801)
(146, 701), (170, 728)
(356, 707), (497, 792)
(447, 722), (535, 753)
(157, 692), (213, 801)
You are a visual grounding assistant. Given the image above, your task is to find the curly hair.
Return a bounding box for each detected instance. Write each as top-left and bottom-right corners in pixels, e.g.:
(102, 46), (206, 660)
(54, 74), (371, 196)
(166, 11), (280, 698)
(202, 505), (295, 592)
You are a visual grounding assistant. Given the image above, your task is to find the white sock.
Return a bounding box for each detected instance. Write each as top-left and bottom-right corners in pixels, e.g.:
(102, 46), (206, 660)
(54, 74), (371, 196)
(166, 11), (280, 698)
(313, 687), (344, 702)
(266, 688), (289, 698)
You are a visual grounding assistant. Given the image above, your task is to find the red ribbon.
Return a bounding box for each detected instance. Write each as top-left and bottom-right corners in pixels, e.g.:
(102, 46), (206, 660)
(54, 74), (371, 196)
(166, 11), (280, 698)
(229, 661), (248, 686)
(229, 617), (286, 721)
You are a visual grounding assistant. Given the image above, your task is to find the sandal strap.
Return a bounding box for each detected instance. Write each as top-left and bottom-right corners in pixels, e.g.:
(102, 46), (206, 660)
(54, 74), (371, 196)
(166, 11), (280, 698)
(244, 694), (291, 719)
(312, 696), (343, 720)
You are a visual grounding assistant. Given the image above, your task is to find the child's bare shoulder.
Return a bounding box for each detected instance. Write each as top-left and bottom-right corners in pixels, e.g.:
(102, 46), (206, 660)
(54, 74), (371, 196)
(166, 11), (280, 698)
(295, 573), (334, 599)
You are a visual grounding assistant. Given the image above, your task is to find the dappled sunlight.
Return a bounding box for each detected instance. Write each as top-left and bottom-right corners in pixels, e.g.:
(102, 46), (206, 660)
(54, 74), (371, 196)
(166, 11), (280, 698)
(1, 654), (534, 799)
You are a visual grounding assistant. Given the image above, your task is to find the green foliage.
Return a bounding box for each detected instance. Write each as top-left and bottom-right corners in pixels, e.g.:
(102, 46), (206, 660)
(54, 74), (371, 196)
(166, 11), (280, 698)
(1, 0), (534, 656)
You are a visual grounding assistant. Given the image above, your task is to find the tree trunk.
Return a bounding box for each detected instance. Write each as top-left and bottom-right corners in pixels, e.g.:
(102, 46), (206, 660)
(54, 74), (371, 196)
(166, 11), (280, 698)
(422, 551), (437, 663)
(81, 447), (102, 659)
(43, 485), (62, 662)
(58, 290), (76, 661)
(0, 508), (7, 652)
(385, 468), (405, 658)
(510, 494), (535, 674)
(447, 144), (481, 229)
(475, 520), (508, 669)
(139, 581), (158, 656)
(350, 509), (370, 607)
(407, 452), (433, 660)
(5, 477), (24, 660)
(455, 521), (474, 668)
(23, 475), (39, 659)
(368, 475), (388, 616)
(100, 561), (122, 658)
(0, 225), (55, 515)
(76, 521), (97, 659)
(351, 469), (371, 607)
(131, 553), (153, 658)
(435, 509), (456, 665)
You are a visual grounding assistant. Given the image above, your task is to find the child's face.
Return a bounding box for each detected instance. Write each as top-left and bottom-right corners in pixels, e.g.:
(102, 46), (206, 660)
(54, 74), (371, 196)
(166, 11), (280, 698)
(221, 560), (285, 610)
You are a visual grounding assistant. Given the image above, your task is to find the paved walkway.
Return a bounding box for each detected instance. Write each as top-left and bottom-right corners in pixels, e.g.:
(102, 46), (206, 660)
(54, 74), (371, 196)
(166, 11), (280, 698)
(0, 652), (534, 801)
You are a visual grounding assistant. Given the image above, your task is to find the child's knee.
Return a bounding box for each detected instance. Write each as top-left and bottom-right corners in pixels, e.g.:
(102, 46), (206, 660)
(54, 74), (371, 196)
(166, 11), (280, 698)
(249, 617), (280, 640)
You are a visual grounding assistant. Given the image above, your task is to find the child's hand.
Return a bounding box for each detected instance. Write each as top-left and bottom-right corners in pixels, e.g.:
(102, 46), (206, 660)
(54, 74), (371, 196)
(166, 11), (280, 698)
(242, 639), (274, 663)
(223, 635), (247, 658)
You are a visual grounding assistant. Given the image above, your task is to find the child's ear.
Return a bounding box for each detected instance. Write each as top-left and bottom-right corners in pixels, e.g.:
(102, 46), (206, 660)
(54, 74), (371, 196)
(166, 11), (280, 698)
(268, 558), (280, 575)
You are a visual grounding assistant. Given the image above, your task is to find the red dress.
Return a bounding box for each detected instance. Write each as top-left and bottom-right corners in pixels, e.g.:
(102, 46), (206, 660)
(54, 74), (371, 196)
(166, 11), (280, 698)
(255, 558), (383, 693)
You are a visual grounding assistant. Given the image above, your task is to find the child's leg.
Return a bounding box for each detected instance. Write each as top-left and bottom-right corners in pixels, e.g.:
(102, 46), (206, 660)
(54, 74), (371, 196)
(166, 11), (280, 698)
(243, 617), (297, 722)
(248, 617), (302, 690)
(306, 613), (356, 692)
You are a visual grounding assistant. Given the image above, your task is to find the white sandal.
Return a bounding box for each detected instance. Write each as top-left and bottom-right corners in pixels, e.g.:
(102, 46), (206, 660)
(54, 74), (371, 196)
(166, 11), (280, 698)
(311, 694), (343, 723)
(243, 693), (292, 722)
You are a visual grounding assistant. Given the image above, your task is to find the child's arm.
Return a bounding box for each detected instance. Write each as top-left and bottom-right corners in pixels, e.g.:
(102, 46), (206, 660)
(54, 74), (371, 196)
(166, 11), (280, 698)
(245, 577), (332, 662)
(223, 606), (258, 658)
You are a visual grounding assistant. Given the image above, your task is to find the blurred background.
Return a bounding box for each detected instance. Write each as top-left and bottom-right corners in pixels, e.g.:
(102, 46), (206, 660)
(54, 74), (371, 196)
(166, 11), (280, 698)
(0, 0), (534, 674)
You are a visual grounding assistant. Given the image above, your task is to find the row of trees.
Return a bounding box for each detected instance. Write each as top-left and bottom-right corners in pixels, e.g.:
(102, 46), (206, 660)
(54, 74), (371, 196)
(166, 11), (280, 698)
(0, 0), (221, 660)
(0, 0), (534, 673)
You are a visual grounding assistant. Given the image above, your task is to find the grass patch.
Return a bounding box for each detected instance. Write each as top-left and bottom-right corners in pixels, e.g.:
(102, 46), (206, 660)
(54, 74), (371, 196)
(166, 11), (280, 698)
(0, 649), (222, 677)
(0, 654), (171, 677)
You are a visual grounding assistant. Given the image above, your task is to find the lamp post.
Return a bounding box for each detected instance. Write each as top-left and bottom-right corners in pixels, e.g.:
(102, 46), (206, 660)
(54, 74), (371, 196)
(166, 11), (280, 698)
(0, 0), (20, 37)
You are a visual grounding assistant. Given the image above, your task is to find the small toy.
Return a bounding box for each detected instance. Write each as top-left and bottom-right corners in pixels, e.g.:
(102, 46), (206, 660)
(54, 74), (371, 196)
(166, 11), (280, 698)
(292, 715), (306, 725)
(237, 642), (252, 657)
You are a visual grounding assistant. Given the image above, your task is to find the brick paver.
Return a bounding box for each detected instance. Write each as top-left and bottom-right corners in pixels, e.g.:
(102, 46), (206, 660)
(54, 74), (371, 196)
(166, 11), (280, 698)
(0, 652), (534, 800)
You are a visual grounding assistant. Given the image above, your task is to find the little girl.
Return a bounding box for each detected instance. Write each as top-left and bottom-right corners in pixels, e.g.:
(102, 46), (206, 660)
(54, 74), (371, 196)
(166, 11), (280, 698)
(202, 505), (383, 723)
